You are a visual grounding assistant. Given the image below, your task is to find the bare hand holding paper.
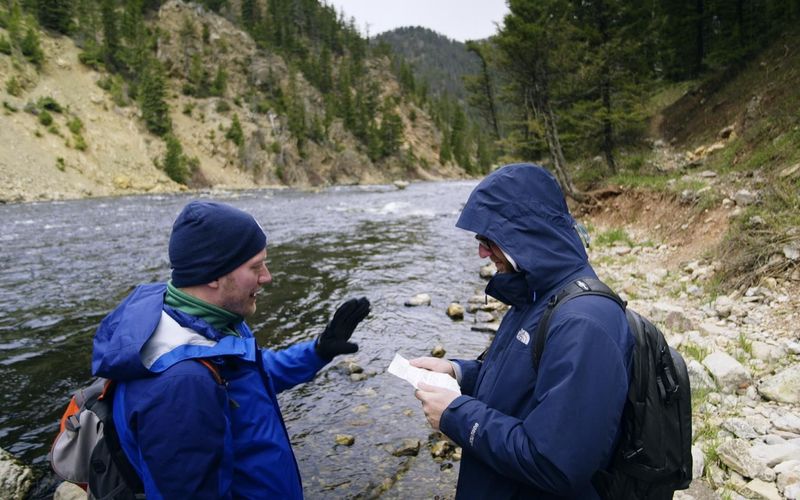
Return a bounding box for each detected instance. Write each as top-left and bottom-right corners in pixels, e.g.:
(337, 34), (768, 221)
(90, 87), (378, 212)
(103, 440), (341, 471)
(387, 353), (461, 394)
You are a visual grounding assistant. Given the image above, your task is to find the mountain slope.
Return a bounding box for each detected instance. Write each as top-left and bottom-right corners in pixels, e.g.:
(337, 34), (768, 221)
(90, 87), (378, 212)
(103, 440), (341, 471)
(373, 26), (480, 102)
(0, 1), (464, 203)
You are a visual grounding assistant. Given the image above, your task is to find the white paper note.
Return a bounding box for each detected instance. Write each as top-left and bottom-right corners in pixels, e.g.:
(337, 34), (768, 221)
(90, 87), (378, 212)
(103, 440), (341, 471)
(387, 353), (461, 394)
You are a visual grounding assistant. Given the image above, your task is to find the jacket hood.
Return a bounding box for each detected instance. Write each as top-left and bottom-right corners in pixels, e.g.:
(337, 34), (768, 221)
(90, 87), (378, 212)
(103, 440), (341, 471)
(92, 283), (254, 380)
(456, 163), (589, 296)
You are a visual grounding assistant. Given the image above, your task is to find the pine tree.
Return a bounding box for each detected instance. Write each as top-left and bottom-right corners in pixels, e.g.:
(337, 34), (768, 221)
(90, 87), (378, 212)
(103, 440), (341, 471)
(100, 0), (120, 70)
(226, 113), (244, 146)
(163, 134), (189, 184)
(37, 0), (72, 34)
(241, 0), (260, 31)
(210, 66), (227, 97)
(20, 27), (44, 66)
(139, 58), (171, 136)
(379, 104), (404, 158)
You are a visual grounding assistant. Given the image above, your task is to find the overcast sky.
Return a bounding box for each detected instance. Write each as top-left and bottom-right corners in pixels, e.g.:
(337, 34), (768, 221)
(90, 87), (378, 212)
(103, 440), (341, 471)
(323, 0), (509, 42)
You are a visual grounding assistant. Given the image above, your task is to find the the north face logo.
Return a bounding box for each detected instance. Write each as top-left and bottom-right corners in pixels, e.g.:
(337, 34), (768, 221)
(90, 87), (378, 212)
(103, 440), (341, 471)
(516, 329), (530, 345)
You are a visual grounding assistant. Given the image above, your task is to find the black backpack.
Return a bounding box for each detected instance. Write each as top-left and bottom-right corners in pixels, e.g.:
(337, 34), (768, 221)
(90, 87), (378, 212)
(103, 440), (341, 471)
(533, 278), (692, 500)
(50, 359), (223, 499)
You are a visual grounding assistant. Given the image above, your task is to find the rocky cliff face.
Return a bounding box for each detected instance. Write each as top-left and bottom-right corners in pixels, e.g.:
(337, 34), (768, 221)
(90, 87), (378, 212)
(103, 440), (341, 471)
(0, 0), (463, 203)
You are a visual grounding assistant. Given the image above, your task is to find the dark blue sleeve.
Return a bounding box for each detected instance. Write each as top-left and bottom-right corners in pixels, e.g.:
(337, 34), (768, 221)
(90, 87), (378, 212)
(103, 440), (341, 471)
(121, 362), (233, 499)
(440, 311), (631, 495)
(260, 340), (326, 393)
(452, 359), (481, 395)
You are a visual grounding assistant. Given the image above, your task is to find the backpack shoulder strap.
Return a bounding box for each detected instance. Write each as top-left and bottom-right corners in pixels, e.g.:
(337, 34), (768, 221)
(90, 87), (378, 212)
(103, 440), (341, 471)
(196, 358), (224, 385)
(533, 278), (627, 370)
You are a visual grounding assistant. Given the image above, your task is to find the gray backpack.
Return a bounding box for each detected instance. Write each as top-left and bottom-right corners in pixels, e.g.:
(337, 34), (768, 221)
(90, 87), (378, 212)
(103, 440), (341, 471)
(50, 359), (221, 499)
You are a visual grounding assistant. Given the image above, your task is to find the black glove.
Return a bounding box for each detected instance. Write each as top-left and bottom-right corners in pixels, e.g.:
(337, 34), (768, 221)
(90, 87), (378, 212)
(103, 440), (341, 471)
(315, 297), (370, 361)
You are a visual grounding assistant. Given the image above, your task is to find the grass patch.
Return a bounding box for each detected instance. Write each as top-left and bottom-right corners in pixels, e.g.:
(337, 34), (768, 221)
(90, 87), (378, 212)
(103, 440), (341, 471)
(691, 387), (714, 412)
(643, 80), (699, 117)
(682, 342), (710, 362)
(715, 176), (800, 290)
(594, 228), (635, 247)
(702, 437), (721, 475)
(609, 172), (672, 190)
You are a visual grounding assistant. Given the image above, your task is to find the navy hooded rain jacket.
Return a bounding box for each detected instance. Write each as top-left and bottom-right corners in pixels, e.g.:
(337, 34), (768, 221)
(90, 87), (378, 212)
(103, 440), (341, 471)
(442, 164), (635, 499)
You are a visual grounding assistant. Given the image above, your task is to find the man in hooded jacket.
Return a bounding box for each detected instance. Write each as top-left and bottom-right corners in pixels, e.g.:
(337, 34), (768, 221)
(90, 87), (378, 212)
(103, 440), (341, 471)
(413, 164), (635, 499)
(92, 200), (370, 499)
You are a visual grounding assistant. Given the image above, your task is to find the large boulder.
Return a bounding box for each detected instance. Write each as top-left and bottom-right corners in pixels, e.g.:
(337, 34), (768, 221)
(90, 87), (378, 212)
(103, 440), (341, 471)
(758, 365), (800, 403)
(0, 448), (33, 500)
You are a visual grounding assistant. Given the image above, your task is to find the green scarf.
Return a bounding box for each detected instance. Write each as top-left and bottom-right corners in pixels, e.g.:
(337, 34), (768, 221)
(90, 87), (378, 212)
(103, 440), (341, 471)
(165, 281), (242, 337)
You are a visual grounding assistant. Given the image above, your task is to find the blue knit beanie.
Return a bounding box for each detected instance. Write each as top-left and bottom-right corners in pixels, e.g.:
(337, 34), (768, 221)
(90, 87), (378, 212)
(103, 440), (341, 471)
(169, 201), (267, 287)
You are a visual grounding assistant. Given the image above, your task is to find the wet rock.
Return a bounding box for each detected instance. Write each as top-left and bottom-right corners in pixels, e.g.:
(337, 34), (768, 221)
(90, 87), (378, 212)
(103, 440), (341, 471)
(479, 263), (496, 279)
(335, 434), (355, 446)
(53, 481), (86, 500)
(350, 373), (368, 382)
(393, 180), (409, 190)
(405, 294), (431, 307)
(468, 294), (486, 304)
(343, 360), (363, 374)
(446, 303), (464, 320)
(0, 448), (33, 500)
(391, 439), (421, 457)
(475, 311), (495, 323)
(431, 345), (446, 358)
(352, 404), (369, 414)
(702, 352), (751, 393)
(430, 440), (455, 459)
(758, 366), (800, 403)
(471, 323), (499, 333)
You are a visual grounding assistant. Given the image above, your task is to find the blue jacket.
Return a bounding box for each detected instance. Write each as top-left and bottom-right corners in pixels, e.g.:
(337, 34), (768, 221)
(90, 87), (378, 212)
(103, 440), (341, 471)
(442, 164), (634, 499)
(92, 283), (327, 499)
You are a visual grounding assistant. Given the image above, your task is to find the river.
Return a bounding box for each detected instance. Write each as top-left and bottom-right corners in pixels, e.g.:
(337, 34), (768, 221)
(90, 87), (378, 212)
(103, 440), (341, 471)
(0, 180), (493, 498)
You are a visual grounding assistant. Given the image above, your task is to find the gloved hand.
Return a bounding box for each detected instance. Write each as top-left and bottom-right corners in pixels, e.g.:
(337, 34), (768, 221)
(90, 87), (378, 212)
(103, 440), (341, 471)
(315, 297), (370, 361)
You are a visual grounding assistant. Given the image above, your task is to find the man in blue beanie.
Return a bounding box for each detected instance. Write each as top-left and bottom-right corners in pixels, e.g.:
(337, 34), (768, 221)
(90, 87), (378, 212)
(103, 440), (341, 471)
(412, 164), (634, 499)
(91, 200), (370, 498)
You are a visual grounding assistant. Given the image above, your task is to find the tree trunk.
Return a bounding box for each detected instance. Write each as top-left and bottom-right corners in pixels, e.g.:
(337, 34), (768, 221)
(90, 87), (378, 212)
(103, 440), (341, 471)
(528, 62), (588, 203)
(597, 0), (617, 175)
(694, 0), (705, 76)
(600, 73), (617, 175)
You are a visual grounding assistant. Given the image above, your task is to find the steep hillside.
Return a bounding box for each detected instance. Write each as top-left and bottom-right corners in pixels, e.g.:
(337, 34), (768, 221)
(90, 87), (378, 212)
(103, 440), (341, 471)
(0, 1), (464, 203)
(652, 28), (800, 289)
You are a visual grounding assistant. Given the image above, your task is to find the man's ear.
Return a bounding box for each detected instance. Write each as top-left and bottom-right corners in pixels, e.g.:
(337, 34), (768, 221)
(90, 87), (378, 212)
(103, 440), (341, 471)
(207, 279), (220, 289)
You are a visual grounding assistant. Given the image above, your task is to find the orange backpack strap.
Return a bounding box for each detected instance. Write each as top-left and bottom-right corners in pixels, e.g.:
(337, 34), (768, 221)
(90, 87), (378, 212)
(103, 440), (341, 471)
(196, 359), (224, 385)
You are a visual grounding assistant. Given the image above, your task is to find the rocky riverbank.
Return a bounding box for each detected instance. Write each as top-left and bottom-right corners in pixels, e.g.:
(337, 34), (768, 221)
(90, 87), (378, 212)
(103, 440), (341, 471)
(3, 192), (798, 499)
(428, 197), (800, 499)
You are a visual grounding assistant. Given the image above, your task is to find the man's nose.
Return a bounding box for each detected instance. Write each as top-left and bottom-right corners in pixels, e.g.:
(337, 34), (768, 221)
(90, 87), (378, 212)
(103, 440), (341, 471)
(260, 267), (272, 284)
(478, 244), (493, 258)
